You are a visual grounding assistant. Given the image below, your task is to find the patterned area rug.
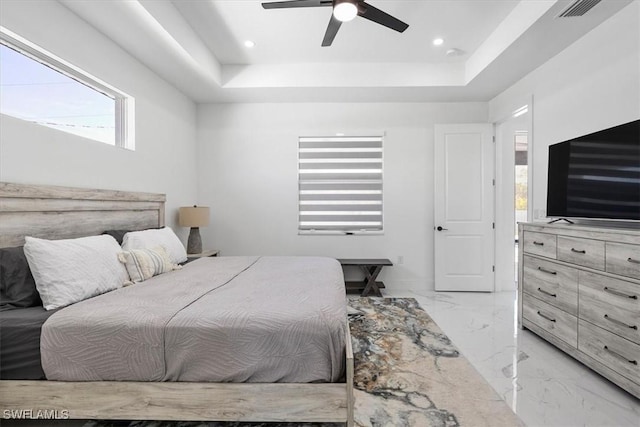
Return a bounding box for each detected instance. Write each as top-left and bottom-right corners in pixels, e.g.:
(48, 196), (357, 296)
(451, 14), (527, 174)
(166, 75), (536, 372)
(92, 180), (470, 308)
(85, 298), (522, 427)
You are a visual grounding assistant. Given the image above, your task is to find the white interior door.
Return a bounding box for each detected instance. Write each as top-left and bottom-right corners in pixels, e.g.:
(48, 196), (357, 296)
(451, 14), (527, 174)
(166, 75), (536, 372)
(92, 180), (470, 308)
(434, 124), (495, 292)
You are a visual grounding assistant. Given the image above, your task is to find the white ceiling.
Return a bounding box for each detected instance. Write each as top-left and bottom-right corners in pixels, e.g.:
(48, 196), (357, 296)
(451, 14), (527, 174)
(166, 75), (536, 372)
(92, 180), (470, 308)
(59, 0), (633, 103)
(174, 1), (518, 64)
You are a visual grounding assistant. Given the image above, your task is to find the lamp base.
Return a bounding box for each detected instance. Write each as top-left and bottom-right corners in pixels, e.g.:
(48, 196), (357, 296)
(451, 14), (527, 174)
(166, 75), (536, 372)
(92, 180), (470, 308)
(187, 227), (203, 254)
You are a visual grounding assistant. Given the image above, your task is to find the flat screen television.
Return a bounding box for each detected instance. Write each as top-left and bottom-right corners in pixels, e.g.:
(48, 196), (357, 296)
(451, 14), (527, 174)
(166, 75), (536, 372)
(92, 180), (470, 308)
(547, 119), (640, 221)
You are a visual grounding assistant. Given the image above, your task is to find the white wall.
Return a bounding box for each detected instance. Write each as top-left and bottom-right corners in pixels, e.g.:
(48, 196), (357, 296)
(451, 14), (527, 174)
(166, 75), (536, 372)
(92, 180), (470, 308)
(489, 1), (640, 219)
(0, 0), (198, 238)
(197, 102), (487, 291)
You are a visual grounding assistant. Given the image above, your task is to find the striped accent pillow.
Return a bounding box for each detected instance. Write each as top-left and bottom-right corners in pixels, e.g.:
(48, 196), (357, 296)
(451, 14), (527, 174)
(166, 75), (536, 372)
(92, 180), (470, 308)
(118, 246), (181, 283)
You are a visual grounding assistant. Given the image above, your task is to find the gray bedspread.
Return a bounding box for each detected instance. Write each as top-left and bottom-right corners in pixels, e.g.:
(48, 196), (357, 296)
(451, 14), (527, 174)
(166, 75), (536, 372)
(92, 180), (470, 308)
(40, 256), (347, 383)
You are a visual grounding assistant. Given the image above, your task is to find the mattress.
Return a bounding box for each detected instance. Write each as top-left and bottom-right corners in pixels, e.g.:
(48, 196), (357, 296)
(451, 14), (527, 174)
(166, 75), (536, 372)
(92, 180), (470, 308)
(41, 256), (347, 383)
(0, 306), (59, 379)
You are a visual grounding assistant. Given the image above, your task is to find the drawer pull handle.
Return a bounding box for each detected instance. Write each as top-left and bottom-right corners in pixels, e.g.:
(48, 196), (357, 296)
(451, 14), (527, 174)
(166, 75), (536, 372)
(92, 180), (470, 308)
(537, 311), (556, 322)
(537, 267), (557, 275)
(603, 346), (638, 366)
(603, 287), (638, 300)
(533, 241), (544, 246)
(537, 287), (557, 298)
(628, 257), (640, 265)
(570, 248), (586, 254)
(604, 314), (638, 330)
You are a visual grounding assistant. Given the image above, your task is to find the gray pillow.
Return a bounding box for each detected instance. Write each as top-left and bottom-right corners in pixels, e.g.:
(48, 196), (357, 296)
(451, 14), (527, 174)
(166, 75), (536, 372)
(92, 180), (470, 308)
(0, 246), (42, 311)
(101, 230), (129, 245)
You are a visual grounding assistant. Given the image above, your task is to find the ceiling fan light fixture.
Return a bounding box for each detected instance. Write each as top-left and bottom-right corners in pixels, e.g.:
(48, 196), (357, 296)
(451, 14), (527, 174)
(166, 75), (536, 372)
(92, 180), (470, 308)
(333, 1), (358, 22)
(262, 0), (408, 47)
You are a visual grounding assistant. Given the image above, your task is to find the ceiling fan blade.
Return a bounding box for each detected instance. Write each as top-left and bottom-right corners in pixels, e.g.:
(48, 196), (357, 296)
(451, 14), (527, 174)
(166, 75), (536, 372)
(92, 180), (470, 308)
(358, 1), (409, 33)
(262, 0), (332, 9)
(322, 14), (343, 47)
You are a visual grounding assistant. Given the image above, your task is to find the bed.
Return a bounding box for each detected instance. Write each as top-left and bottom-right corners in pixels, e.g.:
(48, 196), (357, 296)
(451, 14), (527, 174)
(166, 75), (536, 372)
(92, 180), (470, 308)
(0, 182), (354, 425)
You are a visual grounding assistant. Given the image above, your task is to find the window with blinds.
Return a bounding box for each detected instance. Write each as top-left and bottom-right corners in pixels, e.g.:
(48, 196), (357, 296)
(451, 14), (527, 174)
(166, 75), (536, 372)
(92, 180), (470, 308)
(298, 136), (383, 234)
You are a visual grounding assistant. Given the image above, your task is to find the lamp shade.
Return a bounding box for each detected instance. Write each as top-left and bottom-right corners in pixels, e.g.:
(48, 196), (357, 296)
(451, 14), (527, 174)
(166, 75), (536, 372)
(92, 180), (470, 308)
(179, 206), (210, 228)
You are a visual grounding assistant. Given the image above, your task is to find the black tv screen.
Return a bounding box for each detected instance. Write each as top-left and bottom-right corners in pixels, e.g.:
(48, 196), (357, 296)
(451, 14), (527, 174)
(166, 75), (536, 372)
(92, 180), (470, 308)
(547, 119), (640, 221)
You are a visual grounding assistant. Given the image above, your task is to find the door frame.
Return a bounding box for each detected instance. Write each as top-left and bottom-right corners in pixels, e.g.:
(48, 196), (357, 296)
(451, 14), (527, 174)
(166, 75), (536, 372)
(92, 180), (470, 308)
(493, 96), (534, 292)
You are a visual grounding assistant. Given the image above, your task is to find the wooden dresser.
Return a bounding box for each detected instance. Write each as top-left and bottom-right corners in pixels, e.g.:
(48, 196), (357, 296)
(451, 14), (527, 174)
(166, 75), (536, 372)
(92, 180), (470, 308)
(518, 222), (640, 399)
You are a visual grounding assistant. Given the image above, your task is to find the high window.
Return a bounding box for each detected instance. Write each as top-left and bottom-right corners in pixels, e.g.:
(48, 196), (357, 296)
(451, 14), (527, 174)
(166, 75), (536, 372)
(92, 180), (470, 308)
(298, 135), (383, 234)
(0, 29), (134, 149)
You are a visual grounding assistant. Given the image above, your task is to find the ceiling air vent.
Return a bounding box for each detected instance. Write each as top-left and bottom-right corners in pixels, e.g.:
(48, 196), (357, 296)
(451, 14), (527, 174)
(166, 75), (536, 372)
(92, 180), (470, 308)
(558, 0), (602, 17)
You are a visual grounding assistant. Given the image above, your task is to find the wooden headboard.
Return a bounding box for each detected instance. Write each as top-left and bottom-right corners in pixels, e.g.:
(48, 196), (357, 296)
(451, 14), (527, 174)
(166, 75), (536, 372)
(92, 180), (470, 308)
(0, 182), (166, 248)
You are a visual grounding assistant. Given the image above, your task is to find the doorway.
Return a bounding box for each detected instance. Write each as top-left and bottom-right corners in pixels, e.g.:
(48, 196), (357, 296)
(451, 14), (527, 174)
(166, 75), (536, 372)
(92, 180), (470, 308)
(495, 104), (532, 291)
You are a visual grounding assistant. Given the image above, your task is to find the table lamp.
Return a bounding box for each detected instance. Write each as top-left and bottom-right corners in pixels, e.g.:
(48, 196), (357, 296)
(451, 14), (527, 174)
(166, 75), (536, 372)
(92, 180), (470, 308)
(179, 205), (210, 254)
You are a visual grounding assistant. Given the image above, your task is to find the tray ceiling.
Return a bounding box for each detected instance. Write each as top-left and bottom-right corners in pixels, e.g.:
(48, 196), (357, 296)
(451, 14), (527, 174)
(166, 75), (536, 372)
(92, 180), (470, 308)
(56, 0), (633, 103)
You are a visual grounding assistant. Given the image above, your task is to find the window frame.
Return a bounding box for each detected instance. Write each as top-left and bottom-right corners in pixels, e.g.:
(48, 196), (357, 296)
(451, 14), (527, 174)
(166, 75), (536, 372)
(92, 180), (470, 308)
(298, 134), (384, 235)
(0, 27), (135, 150)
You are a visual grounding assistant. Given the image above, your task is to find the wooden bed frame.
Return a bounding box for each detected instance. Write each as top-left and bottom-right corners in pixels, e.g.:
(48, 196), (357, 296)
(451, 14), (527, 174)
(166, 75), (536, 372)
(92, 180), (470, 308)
(0, 182), (355, 426)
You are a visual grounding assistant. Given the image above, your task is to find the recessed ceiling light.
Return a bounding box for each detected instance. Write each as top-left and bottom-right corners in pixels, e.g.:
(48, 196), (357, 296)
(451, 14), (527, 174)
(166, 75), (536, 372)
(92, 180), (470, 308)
(433, 38), (444, 46)
(244, 40), (255, 48)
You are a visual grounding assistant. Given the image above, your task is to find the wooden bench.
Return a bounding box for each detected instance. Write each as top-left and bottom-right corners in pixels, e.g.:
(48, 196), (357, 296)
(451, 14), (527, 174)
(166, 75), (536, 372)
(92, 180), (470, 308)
(338, 259), (393, 297)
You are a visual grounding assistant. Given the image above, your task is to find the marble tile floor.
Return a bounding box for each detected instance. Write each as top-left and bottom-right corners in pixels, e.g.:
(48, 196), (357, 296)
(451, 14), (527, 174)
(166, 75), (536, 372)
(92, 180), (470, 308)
(383, 289), (640, 427)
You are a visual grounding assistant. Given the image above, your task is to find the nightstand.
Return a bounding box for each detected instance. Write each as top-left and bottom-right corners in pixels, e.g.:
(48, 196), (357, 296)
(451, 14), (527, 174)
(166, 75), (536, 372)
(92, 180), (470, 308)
(187, 249), (220, 259)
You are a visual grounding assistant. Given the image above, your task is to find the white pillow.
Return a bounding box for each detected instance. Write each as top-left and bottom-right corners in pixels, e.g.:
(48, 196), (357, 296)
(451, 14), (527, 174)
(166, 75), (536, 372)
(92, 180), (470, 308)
(24, 235), (129, 311)
(121, 227), (187, 264)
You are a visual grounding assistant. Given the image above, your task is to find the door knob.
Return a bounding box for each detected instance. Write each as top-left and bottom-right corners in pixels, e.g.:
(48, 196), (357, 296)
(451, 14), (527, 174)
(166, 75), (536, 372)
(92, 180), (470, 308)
(436, 226), (448, 231)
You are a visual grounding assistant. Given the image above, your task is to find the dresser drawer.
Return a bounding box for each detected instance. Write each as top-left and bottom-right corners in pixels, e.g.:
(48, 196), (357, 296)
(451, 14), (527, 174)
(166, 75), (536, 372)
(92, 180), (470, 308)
(606, 242), (640, 280)
(579, 319), (640, 385)
(579, 271), (640, 345)
(523, 256), (578, 315)
(523, 231), (557, 258)
(557, 236), (605, 270)
(523, 295), (577, 347)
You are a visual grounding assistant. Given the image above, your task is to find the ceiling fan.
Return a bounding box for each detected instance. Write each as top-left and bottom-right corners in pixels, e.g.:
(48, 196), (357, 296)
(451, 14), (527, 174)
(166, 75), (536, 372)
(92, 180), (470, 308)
(261, 0), (409, 47)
